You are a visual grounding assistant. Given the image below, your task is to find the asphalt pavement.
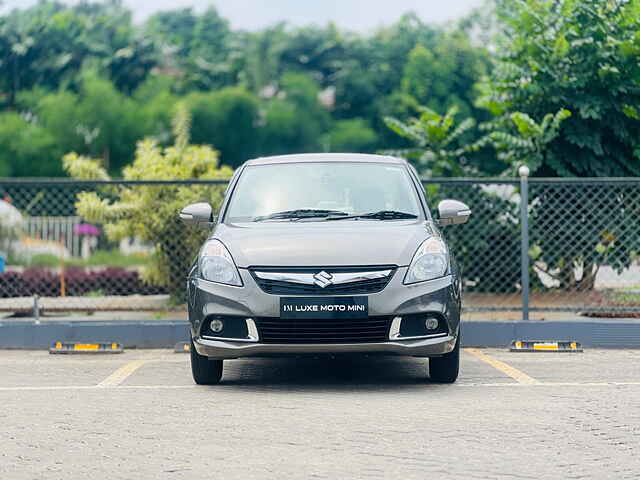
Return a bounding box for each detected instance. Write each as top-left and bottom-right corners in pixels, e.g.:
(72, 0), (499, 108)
(1, 348), (639, 479)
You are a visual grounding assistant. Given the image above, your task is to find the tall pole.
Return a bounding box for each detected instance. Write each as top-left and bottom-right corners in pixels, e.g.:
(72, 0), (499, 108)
(519, 165), (530, 321)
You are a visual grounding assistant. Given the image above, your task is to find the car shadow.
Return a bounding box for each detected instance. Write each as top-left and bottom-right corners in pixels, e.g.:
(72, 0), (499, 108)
(217, 355), (449, 392)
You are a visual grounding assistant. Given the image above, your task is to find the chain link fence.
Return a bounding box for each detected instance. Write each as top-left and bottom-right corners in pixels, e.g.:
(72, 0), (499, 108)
(527, 179), (640, 317)
(1, 178), (639, 319)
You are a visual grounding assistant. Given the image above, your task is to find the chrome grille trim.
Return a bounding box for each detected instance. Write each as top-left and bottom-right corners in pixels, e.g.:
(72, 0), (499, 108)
(253, 270), (392, 285)
(249, 266), (397, 295)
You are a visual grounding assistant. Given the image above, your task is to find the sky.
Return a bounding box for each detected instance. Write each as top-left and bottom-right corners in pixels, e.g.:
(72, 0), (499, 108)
(1, 0), (485, 30)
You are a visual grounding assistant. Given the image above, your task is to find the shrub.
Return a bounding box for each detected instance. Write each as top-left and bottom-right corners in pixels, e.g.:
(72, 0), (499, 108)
(63, 105), (232, 300)
(0, 267), (165, 298)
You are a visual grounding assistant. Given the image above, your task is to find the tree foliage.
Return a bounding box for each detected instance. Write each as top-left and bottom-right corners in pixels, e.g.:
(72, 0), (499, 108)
(0, 3), (493, 175)
(384, 106), (485, 176)
(401, 34), (488, 121)
(145, 7), (234, 91)
(3, 0), (639, 181)
(0, 0), (155, 107)
(1, 71), (148, 175)
(479, 0), (640, 176)
(328, 118), (377, 153)
(186, 87), (260, 169)
(485, 109), (572, 175)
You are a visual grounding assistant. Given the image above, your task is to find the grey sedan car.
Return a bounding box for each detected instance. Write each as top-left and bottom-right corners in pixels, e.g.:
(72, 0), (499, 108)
(180, 153), (470, 385)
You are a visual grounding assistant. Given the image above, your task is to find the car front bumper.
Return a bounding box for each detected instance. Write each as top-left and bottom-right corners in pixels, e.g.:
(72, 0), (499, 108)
(194, 334), (457, 359)
(188, 267), (461, 360)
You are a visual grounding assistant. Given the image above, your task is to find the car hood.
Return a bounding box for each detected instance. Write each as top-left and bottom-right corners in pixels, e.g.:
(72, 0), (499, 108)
(213, 220), (435, 268)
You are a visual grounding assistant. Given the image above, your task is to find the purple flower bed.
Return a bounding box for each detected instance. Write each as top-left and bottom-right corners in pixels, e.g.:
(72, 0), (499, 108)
(0, 267), (167, 298)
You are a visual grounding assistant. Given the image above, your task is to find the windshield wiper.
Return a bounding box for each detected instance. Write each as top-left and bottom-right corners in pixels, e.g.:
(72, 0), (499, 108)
(324, 210), (418, 221)
(253, 209), (350, 222)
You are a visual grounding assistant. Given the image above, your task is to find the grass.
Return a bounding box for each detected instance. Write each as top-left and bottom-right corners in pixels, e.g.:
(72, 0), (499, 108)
(83, 290), (106, 297)
(608, 288), (640, 306)
(22, 253), (62, 267)
(69, 249), (151, 268)
(8, 249), (151, 268)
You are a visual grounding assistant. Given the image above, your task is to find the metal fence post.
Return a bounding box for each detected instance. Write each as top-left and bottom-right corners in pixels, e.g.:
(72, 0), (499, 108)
(519, 166), (530, 321)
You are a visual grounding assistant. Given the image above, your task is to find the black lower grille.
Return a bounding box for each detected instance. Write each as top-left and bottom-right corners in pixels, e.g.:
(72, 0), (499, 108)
(255, 317), (392, 344)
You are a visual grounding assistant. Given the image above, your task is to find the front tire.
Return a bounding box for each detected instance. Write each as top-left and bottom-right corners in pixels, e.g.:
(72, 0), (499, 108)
(190, 338), (223, 385)
(429, 335), (460, 383)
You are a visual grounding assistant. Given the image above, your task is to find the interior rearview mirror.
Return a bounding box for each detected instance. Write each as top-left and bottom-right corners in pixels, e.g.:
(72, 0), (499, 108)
(179, 202), (215, 226)
(437, 199), (471, 226)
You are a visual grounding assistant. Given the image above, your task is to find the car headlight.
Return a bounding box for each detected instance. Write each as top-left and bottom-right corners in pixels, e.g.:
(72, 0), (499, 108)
(404, 237), (449, 285)
(199, 240), (242, 287)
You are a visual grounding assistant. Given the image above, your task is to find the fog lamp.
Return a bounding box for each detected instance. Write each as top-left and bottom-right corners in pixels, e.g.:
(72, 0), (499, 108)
(425, 317), (439, 331)
(209, 319), (224, 333)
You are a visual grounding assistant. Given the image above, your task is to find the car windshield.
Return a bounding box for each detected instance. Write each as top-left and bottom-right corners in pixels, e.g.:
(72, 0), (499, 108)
(225, 162), (422, 222)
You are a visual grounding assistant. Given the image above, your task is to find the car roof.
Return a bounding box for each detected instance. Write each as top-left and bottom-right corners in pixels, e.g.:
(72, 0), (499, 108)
(244, 153), (407, 166)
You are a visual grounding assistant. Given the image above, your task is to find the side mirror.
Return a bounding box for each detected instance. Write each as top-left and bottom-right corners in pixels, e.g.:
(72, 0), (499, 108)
(179, 202), (214, 226)
(437, 199), (471, 226)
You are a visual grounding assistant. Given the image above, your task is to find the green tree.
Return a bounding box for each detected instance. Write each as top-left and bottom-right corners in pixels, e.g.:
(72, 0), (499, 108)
(327, 118), (377, 153)
(384, 106), (486, 176)
(260, 73), (330, 155)
(132, 74), (180, 144)
(186, 87), (260, 168)
(73, 72), (148, 171)
(63, 105), (233, 299)
(364, 13), (439, 99)
(146, 7), (234, 91)
(239, 23), (346, 94)
(486, 109), (572, 175)
(331, 14), (490, 152)
(0, 1), (156, 106)
(237, 24), (288, 93)
(0, 1), (72, 106)
(0, 3), (496, 177)
(279, 24), (346, 86)
(71, 1), (157, 93)
(480, 0), (640, 291)
(17, 72), (148, 173)
(401, 34), (488, 121)
(330, 14), (439, 144)
(480, 0), (640, 176)
(0, 111), (60, 176)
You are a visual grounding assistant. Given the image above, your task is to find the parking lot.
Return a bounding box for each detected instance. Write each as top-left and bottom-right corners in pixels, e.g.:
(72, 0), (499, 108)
(1, 348), (639, 479)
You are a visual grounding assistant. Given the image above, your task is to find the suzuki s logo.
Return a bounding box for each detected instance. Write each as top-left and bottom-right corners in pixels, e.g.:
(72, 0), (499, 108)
(313, 271), (333, 288)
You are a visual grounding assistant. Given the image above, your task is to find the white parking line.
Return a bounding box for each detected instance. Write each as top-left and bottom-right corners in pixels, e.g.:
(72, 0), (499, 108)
(456, 382), (640, 387)
(1, 382), (640, 393)
(0, 385), (99, 392)
(0, 385), (198, 392)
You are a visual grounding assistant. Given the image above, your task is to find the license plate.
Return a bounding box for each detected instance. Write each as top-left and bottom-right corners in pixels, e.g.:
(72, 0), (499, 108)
(280, 297), (368, 319)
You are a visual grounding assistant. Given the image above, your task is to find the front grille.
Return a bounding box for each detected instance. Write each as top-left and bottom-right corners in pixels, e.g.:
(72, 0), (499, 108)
(250, 266), (396, 295)
(255, 317), (392, 344)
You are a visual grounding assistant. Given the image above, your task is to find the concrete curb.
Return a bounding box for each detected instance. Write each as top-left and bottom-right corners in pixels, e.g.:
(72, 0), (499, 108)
(463, 320), (640, 348)
(0, 321), (189, 349)
(1, 319), (639, 349)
